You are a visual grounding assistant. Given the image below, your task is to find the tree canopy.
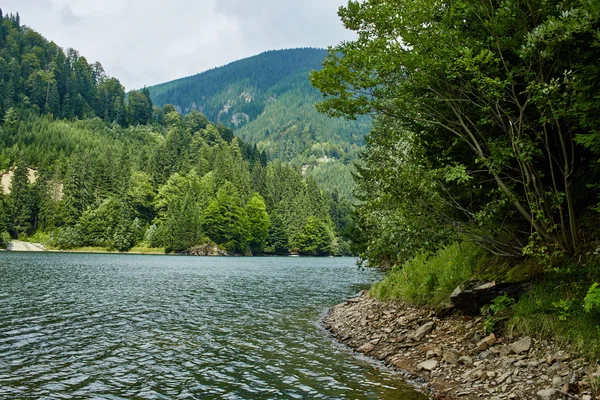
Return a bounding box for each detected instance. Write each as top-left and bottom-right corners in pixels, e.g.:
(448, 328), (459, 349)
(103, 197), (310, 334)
(311, 0), (600, 265)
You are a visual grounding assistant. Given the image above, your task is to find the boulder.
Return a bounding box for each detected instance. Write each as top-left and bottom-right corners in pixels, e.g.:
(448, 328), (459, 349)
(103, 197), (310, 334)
(510, 336), (532, 354)
(449, 280), (523, 315)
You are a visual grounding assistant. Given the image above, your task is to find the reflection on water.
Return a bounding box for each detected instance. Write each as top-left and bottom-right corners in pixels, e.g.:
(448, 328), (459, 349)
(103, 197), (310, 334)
(0, 253), (429, 399)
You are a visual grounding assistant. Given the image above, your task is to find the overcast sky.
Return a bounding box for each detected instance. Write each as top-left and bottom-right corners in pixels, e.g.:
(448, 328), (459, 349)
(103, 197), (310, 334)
(1, 0), (354, 90)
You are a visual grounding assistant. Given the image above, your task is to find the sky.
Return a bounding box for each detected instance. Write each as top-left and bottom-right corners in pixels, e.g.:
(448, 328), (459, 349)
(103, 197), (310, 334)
(1, 0), (354, 90)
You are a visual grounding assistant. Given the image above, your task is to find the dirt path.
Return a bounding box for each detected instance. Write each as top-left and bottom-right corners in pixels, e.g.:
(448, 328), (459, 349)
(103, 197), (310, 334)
(7, 240), (47, 252)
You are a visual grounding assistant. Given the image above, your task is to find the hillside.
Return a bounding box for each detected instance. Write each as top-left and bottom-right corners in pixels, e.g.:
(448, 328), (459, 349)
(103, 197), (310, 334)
(0, 12), (354, 256)
(147, 48), (371, 198)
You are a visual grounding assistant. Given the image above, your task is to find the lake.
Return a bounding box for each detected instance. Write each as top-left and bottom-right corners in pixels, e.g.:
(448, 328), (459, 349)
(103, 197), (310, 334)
(0, 253), (428, 399)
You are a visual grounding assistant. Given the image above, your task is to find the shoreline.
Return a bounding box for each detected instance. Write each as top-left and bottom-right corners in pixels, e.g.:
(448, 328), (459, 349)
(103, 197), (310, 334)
(323, 291), (599, 400)
(3, 242), (346, 257)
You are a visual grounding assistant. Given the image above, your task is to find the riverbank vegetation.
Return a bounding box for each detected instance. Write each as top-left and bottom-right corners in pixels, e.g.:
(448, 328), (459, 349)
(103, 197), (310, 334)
(0, 11), (352, 256)
(312, 0), (600, 359)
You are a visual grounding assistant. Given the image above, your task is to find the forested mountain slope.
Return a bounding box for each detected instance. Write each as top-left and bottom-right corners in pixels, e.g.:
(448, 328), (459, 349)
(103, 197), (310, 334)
(147, 48), (371, 198)
(0, 11), (353, 256)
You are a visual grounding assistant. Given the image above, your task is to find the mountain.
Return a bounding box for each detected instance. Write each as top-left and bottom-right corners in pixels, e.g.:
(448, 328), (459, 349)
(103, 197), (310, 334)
(147, 48), (371, 198)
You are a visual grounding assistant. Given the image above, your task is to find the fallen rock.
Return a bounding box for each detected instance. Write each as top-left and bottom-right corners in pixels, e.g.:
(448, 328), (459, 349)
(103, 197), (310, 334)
(547, 350), (571, 365)
(443, 349), (461, 365)
(477, 333), (497, 350)
(411, 321), (435, 341)
(536, 388), (561, 400)
(449, 280), (523, 315)
(510, 336), (532, 354)
(417, 359), (438, 372)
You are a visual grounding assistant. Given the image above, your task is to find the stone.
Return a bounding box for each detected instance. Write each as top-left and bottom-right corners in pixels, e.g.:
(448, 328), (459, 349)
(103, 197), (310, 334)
(449, 280), (524, 315)
(458, 355), (473, 365)
(496, 371), (512, 384)
(443, 349), (461, 365)
(358, 343), (375, 353)
(411, 321), (435, 341)
(417, 359), (438, 372)
(510, 336), (532, 354)
(477, 333), (497, 351)
(553, 351), (571, 363)
(547, 351), (571, 365)
(478, 350), (493, 359)
(551, 376), (563, 387)
(536, 388), (561, 400)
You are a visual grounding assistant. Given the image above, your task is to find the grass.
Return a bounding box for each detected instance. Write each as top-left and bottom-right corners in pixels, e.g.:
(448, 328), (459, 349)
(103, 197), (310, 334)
(371, 242), (483, 307)
(19, 234), (166, 254)
(507, 265), (600, 359)
(370, 241), (600, 360)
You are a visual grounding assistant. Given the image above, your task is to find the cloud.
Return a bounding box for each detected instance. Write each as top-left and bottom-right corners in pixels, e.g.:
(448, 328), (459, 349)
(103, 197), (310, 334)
(0, 0), (353, 90)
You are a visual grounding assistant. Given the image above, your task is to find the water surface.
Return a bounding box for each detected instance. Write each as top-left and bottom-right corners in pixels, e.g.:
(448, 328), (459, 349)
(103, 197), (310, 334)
(0, 253), (428, 399)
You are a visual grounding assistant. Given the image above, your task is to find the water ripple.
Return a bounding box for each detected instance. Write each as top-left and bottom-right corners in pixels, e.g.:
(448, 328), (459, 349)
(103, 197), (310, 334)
(0, 253), (428, 399)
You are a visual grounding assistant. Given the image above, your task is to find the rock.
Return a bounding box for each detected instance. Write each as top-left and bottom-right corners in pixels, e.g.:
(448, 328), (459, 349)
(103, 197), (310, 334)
(478, 350), (493, 359)
(443, 349), (461, 365)
(554, 351), (571, 363)
(458, 355), (473, 365)
(477, 333), (497, 351)
(417, 359), (438, 372)
(547, 351), (571, 365)
(510, 336), (532, 354)
(496, 371), (512, 384)
(551, 376), (563, 387)
(411, 321), (435, 341)
(536, 388), (561, 400)
(449, 280), (524, 315)
(358, 343), (375, 353)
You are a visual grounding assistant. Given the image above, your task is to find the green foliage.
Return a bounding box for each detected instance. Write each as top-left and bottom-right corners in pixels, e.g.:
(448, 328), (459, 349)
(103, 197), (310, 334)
(246, 193), (269, 254)
(49, 226), (83, 250)
(147, 49), (370, 197)
(0, 15), (353, 256)
(509, 268), (600, 359)
(295, 216), (334, 256)
(481, 294), (515, 335)
(371, 242), (482, 307)
(312, 0), (600, 265)
(9, 161), (35, 237)
(203, 182), (249, 253)
(0, 15), (126, 123)
(584, 283), (600, 314)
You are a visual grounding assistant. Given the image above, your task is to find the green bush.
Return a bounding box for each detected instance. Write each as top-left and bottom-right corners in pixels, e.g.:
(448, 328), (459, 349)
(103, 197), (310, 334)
(49, 227), (83, 250)
(0, 231), (10, 248)
(371, 242), (482, 307)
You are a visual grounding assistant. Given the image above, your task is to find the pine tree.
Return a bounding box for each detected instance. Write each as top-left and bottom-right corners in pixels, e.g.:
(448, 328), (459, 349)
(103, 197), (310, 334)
(9, 162), (35, 237)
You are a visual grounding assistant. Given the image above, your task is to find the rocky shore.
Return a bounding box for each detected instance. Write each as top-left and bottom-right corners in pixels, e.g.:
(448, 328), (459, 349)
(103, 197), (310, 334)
(323, 291), (600, 400)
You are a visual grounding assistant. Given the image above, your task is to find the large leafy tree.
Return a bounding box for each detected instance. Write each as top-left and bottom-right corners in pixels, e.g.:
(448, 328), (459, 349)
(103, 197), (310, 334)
(246, 193), (270, 254)
(312, 0), (600, 259)
(203, 182), (249, 253)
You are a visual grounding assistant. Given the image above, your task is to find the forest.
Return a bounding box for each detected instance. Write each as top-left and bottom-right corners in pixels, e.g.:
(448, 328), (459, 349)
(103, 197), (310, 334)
(147, 48), (372, 201)
(311, 0), (600, 357)
(0, 10), (352, 256)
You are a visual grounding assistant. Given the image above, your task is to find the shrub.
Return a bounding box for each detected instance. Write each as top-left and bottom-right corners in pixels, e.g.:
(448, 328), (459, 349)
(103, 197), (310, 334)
(371, 242), (482, 307)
